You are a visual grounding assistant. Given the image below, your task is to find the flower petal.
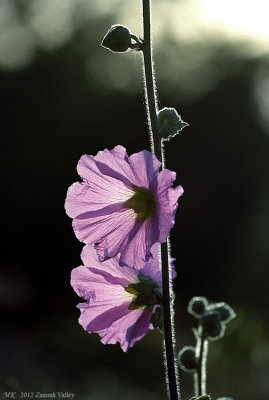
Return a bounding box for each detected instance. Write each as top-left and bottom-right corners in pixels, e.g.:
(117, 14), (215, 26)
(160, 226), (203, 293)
(65, 155), (133, 219)
(80, 245), (139, 286)
(140, 243), (177, 283)
(129, 150), (161, 188)
(126, 309), (154, 349)
(71, 266), (132, 305)
(72, 207), (137, 260)
(94, 146), (140, 187)
(156, 169), (183, 242)
(140, 259), (162, 285)
(119, 218), (159, 268)
(97, 305), (148, 352)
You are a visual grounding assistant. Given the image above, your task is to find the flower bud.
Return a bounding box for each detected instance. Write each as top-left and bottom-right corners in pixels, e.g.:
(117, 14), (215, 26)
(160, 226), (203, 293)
(201, 310), (226, 341)
(178, 346), (197, 372)
(188, 296), (208, 318)
(101, 25), (132, 53)
(209, 302), (236, 324)
(157, 107), (188, 140)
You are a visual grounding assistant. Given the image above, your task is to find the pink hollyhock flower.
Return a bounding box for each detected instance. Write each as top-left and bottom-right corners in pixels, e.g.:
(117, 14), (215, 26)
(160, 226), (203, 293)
(65, 145), (183, 267)
(71, 244), (176, 352)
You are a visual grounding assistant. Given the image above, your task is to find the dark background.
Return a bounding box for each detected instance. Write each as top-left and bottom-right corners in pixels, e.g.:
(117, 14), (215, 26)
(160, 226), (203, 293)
(1, 1), (269, 399)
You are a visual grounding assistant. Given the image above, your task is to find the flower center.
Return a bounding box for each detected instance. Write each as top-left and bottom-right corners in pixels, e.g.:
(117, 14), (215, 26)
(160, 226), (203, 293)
(124, 186), (156, 221)
(124, 273), (162, 311)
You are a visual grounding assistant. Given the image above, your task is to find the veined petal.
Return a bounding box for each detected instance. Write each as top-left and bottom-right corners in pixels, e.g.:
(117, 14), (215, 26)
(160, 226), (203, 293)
(156, 169), (183, 242)
(94, 146), (141, 187)
(80, 245), (139, 286)
(72, 207), (137, 260)
(65, 156), (133, 218)
(129, 150), (161, 188)
(119, 218), (159, 268)
(71, 266), (133, 304)
(65, 182), (131, 219)
(126, 309), (154, 349)
(97, 305), (148, 352)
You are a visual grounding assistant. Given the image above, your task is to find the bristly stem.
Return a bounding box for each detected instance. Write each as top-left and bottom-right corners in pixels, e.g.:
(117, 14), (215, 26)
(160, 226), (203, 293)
(141, 1), (180, 399)
(195, 327), (209, 397)
(141, 0), (161, 160)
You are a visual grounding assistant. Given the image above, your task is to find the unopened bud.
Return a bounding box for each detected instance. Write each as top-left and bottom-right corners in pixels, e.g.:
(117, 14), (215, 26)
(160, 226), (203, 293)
(201, 310), (226, 340)
(158, 107), (188, 140)
(188, 296), (208, 318)
(178, 346), (197, 372)
(101, 25), (132, 53)
(209, 302), (236, 324)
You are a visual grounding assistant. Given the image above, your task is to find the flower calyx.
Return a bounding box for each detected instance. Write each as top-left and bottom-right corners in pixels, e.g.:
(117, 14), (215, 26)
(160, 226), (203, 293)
(125, 273), (162, 312)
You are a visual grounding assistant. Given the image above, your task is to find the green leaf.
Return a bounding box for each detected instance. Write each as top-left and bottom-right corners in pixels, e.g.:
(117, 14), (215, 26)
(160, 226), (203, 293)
(157, 107), (189, 141)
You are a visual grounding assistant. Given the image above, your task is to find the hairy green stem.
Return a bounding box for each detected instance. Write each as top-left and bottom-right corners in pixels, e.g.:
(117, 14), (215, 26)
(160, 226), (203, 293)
(142, 1), (180, 399)
(195, 328), (209, 397)
(141, 0), (161, 160)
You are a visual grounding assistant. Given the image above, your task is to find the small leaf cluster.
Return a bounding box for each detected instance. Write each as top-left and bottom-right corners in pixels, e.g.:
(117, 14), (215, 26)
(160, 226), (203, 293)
(178, 296), (236, 374)
(188, 296), (236, 341)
